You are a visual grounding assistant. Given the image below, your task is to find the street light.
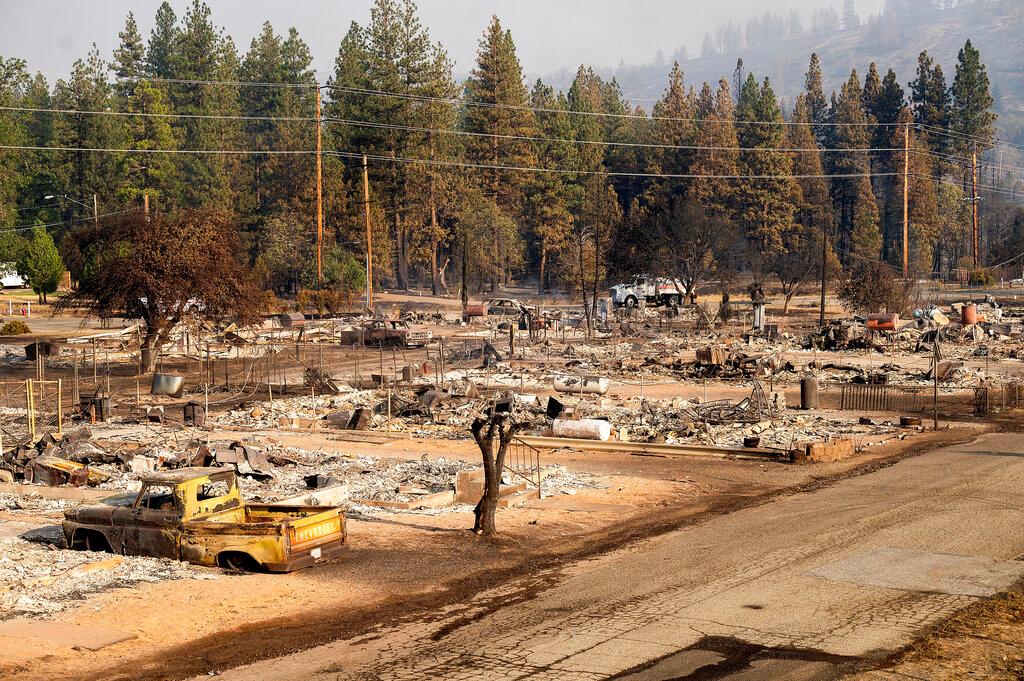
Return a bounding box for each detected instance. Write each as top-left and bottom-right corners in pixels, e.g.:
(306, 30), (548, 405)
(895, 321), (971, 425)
(44, 193), (98, 227)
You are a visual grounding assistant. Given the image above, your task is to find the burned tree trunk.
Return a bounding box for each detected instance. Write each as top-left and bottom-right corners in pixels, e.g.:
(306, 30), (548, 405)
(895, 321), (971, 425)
(470, 414), (521, 536)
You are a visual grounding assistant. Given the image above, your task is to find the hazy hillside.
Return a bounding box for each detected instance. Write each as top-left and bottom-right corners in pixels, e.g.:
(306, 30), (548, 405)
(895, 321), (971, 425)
(546, 0), (1024, 144)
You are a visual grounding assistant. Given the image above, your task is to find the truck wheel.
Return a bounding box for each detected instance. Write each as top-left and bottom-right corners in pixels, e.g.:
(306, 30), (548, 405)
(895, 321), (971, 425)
(217, 551), (262, 572)
(74, 530), (112, 553)
(625, 296), (638, 309)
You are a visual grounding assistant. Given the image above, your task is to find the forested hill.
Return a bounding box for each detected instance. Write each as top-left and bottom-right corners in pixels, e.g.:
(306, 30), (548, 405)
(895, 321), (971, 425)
(546, 0), (1023, 143)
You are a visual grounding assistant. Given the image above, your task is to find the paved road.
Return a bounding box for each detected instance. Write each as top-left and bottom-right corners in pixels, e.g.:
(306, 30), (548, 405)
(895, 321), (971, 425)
(203, 434), (1024, 681)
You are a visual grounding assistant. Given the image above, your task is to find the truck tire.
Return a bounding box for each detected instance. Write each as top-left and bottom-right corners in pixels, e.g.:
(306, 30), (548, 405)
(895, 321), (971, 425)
(217, 551), (263, 572)
(625, 295), (638, 309)
(73, 530), (112, 553)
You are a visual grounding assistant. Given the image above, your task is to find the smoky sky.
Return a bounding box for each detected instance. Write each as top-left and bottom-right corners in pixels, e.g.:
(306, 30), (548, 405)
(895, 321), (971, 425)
(0, 0), (886, 81)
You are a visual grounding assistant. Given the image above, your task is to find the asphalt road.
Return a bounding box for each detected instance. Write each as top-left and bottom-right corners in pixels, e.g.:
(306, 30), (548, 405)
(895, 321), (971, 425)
(198, 433), (1024, 681)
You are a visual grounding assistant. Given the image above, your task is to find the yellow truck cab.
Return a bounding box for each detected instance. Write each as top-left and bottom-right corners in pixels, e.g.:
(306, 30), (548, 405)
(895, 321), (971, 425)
(63, 467), (346, 572)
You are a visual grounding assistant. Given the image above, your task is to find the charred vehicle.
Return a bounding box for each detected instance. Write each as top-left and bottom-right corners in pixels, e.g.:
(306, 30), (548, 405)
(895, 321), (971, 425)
(63, 468), (346, 572)
(337, 319), (433, 348)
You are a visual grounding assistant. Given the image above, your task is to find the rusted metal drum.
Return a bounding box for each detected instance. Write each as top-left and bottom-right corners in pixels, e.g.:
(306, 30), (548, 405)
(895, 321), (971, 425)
(961, 303), (977, 325)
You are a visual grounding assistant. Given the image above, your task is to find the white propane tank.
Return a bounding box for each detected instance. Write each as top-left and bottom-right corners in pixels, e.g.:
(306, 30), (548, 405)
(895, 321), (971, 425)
(553, 374), (609, 395)
(552, 418), (612, 441)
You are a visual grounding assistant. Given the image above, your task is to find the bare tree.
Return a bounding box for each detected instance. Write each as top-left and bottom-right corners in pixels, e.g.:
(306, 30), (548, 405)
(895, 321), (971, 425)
(771, 226), (839, 314)
(470, 413), (522, 536)
(653, 200), (734, 304)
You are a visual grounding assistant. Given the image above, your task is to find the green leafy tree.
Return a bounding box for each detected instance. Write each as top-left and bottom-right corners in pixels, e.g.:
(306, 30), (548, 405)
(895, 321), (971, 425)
(18, 227), (64, 303)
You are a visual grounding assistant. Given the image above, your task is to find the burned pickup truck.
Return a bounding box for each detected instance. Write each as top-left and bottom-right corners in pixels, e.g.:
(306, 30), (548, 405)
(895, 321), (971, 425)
(63, 468), (346, 572)
(337, 319), (433, 348)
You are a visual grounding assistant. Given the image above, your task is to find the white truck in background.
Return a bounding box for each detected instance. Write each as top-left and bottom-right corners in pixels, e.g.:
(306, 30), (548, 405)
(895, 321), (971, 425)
(609, 275), (685, 309)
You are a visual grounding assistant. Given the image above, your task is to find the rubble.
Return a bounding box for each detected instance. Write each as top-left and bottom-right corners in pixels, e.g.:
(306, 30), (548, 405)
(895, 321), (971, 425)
(0, 536), (216, 620)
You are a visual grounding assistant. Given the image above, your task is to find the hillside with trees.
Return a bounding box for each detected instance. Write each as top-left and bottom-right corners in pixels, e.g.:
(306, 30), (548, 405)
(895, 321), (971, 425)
(586, 0), (1024, 147)
(0, 0), (1020, 315)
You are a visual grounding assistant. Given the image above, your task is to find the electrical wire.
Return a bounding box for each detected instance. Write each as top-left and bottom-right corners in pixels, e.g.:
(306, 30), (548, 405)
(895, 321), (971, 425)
(2, 208), (135, 233)
(324, 116), (904, 154)
(0, 144), (315, 155)
(334, 149), (898, 179)
(0, 104), (315, 123)
(325, 83), (908, 128)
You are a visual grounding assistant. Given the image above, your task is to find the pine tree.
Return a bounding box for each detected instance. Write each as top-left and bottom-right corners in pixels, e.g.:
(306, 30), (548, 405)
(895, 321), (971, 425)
(773, 93), (837, 314)
(410, 42), (460, 295)
(16, 72), (61, 225)
(950, 39), (996, 155)
(528, 80), (574, 294)
(170, 0), (239, 209)
(734, 73), (796, 268)
(687, 78), (738, 219)
(119, 79), (177, 207)
(0, 58), (29, 230)
(112, 12), (146, 99)
(829, 70), (878, 261)
(804, 53), (829, 146)
(909, 51), (952, 162)
(463, 15), (536, 290)
(145, 2), (179, 79)
(50, 46), (123, 226)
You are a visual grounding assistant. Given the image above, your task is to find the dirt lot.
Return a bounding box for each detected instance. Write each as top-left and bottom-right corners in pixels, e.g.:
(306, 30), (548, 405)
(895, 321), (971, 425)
(0, 418), (987, 681)
(1, 287), (1021, 680)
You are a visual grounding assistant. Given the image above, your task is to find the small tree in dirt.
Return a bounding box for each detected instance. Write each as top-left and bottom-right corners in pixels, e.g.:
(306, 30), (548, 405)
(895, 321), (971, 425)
(59, 208), (265, 373)
(470, 413), (523, 536)
(838, 260), (911, 314)
(18, 228), (63, 303)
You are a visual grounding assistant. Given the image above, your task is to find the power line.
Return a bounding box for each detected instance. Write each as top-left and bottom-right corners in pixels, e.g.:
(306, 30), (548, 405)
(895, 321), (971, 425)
(334, 150), (899, 180)
(0, 144), (315, 155)
(325, 84), (908, 128)
(324, 117), (906, 154)
(0, 104), (315, 123)
(3, 208), (135, 233)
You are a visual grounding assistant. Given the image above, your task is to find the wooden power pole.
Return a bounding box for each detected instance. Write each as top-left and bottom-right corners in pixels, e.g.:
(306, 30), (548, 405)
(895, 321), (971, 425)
(818, 224), (827, 327)
(971, 145), (980, 269)
(315, 83), (324, 288)
(143, 192), (149, 221)
(362, 154), (373, 310)
(902, 123), (910, 279)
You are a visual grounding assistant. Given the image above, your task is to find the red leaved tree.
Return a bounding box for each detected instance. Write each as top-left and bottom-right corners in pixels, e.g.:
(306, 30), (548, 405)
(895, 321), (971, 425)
(60, 208), (265, 373)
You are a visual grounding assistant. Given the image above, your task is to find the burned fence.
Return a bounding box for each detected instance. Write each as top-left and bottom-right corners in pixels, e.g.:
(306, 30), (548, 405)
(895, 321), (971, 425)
(824, 381), (1023, 417)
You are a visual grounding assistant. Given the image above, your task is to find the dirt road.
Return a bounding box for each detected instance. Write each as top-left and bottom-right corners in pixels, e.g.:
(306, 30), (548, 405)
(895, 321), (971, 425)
(193, 432), (1024, 680)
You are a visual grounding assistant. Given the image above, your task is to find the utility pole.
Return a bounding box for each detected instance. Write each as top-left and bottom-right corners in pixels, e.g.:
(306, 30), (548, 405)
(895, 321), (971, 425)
(315, 82), (324, 288)
(902, 123), (909, 279)
(362, 154), (373, 310)
(971, 145), (980, 269)
(92, 192), (98, 229)
(143, 192), (149, 221)
(819, 223), (827, 327)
